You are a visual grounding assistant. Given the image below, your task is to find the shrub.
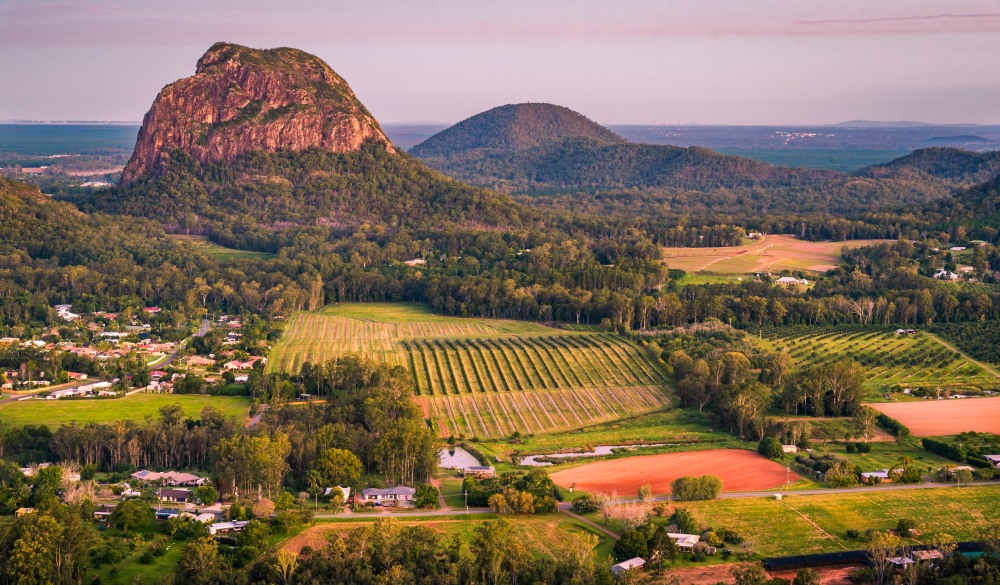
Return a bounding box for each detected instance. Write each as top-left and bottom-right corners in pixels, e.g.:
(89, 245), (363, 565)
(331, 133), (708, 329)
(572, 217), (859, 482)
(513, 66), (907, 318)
(571, 494), (600, 514)
(671, 475), (723, 501)
(896, 518), (917, 537)
(613, 529), (649, 561)
(757, 437), (784, 459)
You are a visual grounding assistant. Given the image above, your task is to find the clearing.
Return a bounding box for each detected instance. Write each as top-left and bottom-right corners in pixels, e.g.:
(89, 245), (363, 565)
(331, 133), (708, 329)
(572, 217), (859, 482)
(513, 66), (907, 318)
(661, 234), (889, 275)
(549, 448), (796, 495)
(870, 396), (1000, 436)
(168, 235), (274, 260)
(268, 303), (672, 439)
(0, 394), (251, 428)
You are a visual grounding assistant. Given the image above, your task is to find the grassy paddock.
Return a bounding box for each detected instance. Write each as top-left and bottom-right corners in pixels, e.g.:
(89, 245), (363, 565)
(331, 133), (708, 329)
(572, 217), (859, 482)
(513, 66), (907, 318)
(167, 235), (274, 260)
(0, 393), (251, 428)
(587, 485), (1000, 558)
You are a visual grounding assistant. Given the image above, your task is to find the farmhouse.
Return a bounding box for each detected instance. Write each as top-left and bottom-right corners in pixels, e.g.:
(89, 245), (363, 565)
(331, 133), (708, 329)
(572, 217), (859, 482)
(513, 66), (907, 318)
(157, 488), (193, 503)
(358, 486), (416, 505)
(668, 533), (701, 549)
(934, 269), (960, 281)
(610, 557), (645, 576)
(132, 470), (208, 486)
(985, 455), (1000, 468)
(463, 465), (496, 478)
(775, 276), (808, 286)
(208, 520), (250, 535)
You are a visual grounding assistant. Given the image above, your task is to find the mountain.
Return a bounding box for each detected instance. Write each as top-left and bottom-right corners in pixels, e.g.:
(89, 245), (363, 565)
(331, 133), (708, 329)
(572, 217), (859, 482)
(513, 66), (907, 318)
(410, 103), (834, 193)
(834, 120), (937, 128)
(95, 43), (523, 230)
(120, 42), (392, 186)
(409, 103), (624, 157)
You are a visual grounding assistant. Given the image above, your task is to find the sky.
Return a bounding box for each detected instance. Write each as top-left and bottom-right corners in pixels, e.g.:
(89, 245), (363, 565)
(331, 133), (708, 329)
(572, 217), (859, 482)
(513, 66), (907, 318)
(1, 0), (999, 125)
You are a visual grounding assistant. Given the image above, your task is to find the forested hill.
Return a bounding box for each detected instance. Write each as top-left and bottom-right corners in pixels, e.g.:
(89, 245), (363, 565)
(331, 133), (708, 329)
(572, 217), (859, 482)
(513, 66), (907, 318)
(409, 103), (625, 157)
(90, 43), (528, 231)
(860, 147), (1000, 185)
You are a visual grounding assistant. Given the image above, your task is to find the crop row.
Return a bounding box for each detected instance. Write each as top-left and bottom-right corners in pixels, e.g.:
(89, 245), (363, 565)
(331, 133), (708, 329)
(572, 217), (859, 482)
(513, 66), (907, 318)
(421, 386), (668, 439)
(402, 334), (668, 396)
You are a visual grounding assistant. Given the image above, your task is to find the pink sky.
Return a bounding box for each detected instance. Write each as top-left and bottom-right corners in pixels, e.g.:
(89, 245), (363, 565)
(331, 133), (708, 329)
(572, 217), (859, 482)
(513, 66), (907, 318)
(1, 0), (998, 124)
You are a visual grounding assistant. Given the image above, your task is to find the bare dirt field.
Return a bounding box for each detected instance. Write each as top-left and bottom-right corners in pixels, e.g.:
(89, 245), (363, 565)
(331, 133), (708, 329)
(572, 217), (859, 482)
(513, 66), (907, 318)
(549, 449), (797, 495)
(662, 234), (890, 274)
(871, 397), (1000, 436)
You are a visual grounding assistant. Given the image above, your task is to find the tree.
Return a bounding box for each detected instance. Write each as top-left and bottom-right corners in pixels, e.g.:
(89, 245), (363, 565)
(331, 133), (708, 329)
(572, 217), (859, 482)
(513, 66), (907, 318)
(613, 529), (649, 561)
(648, 526), (679, 565)
(239, 519), (271, 552)
(731, 562), (769, 585)
(178, 537), (222, 585)
(670, 475), (722, 501)
(670, 508), (697, 534)
(792, 568), (821, 585)
(866, 532), (902, 585)
(855, 406), (879, 443)
(306, 448), (362, 492)
(413, 483), (439, 509)
(637, 483), (653, 502)
(110, 500), (154, 532)
(757, 437), (784, 459)
(1, 512), (61, 585)
(272, 549), (298, 585)
(194, 484), (218, 505)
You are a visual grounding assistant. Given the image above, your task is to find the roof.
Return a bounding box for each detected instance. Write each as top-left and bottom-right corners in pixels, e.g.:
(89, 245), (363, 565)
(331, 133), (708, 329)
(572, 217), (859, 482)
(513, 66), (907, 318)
(611, 557), (645, 571)
(984, 454), (1000, 462)
(668, 533), (701, 547)
(157, 488), (192, 498)
(913, 550), (944, 561)
(362, 486), (416, 497)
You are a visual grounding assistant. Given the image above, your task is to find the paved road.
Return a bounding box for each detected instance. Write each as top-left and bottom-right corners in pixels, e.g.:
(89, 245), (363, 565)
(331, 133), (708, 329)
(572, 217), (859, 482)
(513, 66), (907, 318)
(314, 507), (494, 519)
(154, 319), (210, 369)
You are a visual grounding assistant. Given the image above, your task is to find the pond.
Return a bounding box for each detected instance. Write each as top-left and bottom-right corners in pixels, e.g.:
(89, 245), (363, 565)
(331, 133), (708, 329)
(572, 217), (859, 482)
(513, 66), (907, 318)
(519, 444), (669, 466)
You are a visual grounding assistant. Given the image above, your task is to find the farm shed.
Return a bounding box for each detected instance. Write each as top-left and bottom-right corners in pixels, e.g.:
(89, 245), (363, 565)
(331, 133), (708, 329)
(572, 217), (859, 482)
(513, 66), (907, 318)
(611, 557), (645, 576)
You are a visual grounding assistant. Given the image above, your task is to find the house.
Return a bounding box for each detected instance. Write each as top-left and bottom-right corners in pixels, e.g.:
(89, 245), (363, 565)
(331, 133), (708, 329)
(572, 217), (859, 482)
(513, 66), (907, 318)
(143, 307), (161, 313)
(775, 276), (808, 286)
(889, 556), (915, 567)
(404, 258), (427, 267)
(358, 486), (416, 505)
(93, 505), (115, 521)
(949, 246), (966, 251)
(208, 520), (250, 535)
(223, 357), (266, 371)
(132, 470), (207, 486)
(14, 507), (35, 518)
(781, 445), (798, 454)
(186, 356), (216, 367)
(234, 374), (249, 383)
(463, 466), (496, 478)
(861, 468), (903, 483)
(985, 455), (1000, 468)
(155, 508), (180, 520)
(157, 488), (193, 503)
(895, 329), (918, 335)
(913, 550), (944, 562)
(668, 533), (701, 549)
(611, 557), (645, 576)
(54, 304), (80, 321)
(934, 269), (960, 281)
(66, 372), (88, 381)
(149, 370), (168, 381)
(194, 513), (218, 523)
(322, 486), (351, 500)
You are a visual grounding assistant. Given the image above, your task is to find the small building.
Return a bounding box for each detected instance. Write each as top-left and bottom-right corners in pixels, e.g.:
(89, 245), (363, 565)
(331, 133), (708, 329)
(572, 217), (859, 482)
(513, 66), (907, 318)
(66, 372), (88, 381)
(404, 258), (427, 267)
(208, 520), (250, 535)
(155, 508), (180, 520)
(359, 486), (416, 505)
(889, 556), (915, 567)
(93, 505), (115, 521)
(186, 356), (216, 367)
(14, 507), (35, 518)
(781, 445), (798, 454)
(949, 246), (966, 252)
(775, 276), (808, 286)
(667, 533), (701, 549)
(463, 465), (496, 478)
(895, 329), (918, 335)
(322, 486), (351, 500)
(985, 455), (1000, 468)
(913, 550), (944, 562)
(157, 488), (193, 503)
(194, 513), (218, 523)
(934, 269), (960, 281)
(611, 557), (645, 577)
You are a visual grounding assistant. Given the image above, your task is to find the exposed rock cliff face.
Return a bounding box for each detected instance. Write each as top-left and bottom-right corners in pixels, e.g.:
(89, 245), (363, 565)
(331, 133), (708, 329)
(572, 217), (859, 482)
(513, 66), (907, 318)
(121, 42), (392, 186)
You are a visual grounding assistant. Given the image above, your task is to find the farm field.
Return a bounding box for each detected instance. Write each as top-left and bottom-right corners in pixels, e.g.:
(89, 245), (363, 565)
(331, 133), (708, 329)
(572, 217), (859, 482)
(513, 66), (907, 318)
(639, 484), (1000, 557)
(757, 325), (998, 394)
(0, 394), (251, 428)
(871, 396), (1000, 436)
(281, 514), (614, 559)
(549, 449), (796, 496)
(167, 235), (274, 260)
(661, 234), (889, 275)
(269, 303), (672, 439)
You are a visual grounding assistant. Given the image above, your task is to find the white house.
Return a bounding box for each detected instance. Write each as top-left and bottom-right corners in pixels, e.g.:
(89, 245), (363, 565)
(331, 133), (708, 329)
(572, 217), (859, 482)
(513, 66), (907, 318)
(934, 269), (960, 281)
(775, 276), (808, 286)
(358, 486), (415, 505)
(782, 444), (799, 454)
(668, 533), (701, 549)
(208, 520), (249, 535)
(985, 455), (1000, 468)
(611, 557), (645, 576)
(404, 258), (427, 267)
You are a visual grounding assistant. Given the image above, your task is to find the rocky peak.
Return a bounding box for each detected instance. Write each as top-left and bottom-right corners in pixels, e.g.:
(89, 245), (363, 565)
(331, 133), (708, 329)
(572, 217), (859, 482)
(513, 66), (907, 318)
(120, 42), (392, 186)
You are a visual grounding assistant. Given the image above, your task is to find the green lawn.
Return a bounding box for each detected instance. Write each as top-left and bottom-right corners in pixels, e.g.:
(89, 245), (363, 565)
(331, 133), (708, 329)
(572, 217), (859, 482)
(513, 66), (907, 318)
(168, 235), (274, 260)
(585, 484), (1000, 558)
(0, 393), (251, 427)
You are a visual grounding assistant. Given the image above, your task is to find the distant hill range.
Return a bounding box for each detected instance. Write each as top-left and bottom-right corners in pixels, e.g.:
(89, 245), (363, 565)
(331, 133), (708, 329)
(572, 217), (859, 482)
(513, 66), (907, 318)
(92, 43), (523, 229)
(411, 103), (840, 192)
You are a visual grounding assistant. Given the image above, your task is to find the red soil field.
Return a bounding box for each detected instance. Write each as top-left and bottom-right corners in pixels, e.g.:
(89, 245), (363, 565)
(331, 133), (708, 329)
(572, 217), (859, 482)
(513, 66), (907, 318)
(549, 448), (797, 495)
(871, 397), (1000, 436)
